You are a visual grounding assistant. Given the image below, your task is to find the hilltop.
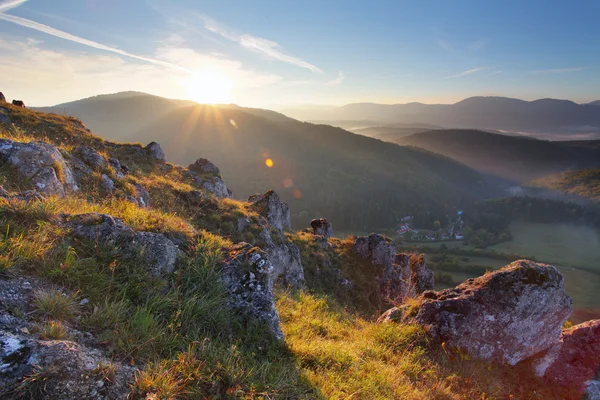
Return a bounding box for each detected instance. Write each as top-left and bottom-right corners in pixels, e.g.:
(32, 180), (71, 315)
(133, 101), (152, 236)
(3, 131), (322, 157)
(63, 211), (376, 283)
(527, 168), (600, 203)
(35, 92), (491, 231)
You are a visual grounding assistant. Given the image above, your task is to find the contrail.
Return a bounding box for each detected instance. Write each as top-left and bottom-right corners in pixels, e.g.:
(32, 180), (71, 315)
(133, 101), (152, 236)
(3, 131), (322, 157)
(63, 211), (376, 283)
(0, 0), (190, 72)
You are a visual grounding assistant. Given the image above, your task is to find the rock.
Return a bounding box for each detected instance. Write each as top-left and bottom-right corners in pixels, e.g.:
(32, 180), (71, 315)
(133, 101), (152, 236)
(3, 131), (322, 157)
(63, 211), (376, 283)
(145, 142), (165, 162)
(68, 156), (93, 177)
(73, 146), (106, 170)
(0, 92), (5, 102)
(248, 190), (291, 232)
(586, 380), (600, 400)
(66, 213), (136, 244)
(259, 227), (305, 289)
(353, 234), (396, 272)
(536, 319), (600, 394)
(134, 184), (151, 208)
(11, 100), (25, 108)
(100, 174), (114, 192)
(0, 139), (78, 197)
(0, 185), (9, 197)
(129, 232), (178, 275)
(108, 158), (126, 178)
(311, 218), (332, 238)
(188, 158), (220, 175)
(408, 254), (434, 293)
(0, 187), (45, 202)
(407, 260), (572, 365)
(219, 243), (283, 340)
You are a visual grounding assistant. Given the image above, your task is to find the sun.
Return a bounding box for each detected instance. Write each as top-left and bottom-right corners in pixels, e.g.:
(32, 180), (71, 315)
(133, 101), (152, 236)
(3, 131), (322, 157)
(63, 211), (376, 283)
(185, 69), (232, 104)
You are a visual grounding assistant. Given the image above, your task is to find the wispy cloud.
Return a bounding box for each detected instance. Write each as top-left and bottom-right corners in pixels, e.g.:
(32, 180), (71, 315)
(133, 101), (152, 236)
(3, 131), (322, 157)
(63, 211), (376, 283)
(199, 14), (323, 74)
(0, 1), (189, 72)
(325, 71), (345, 86)
(444, 66), (492, 79)
(0, 0), (27, 12)
(528, 67), (589, 74)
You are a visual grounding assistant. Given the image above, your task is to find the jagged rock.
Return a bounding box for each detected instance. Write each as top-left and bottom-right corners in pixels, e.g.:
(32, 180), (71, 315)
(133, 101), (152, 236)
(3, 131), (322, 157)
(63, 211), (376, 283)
(0, 139), (78, 197)
(259, 227), (305, 288)
(145, 142), (165, 162)
(220, 243), (283, 340)
(67, 213), (135, 244)
(108, 158), (126, 178)
(197, 176), (230, 198)
(0, 92), (5, 102)
(534, 320), (600, 394)
(248, 190), (291, 232)
(100, 174), (114, 192)
(11, 100), (25, 108)
(353, 234), (396, 272)
(407, 254), (434, 293)
(69, 156), (93, 177)
(129, 232), (178, 275)
(73, 146), (106, 170)
(188, 158), (220, 175)
(134, 184), (151, 208)
(311, 218), (332, 238)
(404, 260), (572, 365)
(586, 380), (600, 400)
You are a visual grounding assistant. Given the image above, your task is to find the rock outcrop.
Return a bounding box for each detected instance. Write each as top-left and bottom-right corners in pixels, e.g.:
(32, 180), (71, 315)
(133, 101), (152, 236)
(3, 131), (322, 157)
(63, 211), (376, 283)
(311, 218), (332, 238)
(0, 139), (79, 197)
(145, 142), (165, 162)
(188, 158), (220, 175)
(185, 159), (230, 198)
(66, 213), (178, 276)
(535, 319), (600, 395)
(248, 190), (291, 232)
(219, 243), (283, 339)
(0, 92), (5, 102)
(396, 260), (572, 365)
(73, 146), (107, 171)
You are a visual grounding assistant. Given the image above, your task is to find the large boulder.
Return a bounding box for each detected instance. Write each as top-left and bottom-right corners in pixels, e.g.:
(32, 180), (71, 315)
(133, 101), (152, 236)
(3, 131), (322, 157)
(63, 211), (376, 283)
(0, 139), (78, 197)
(219, 243), (283, 340)
(188, 158), (220, 175)
(535, 319), (600, 394)
(353, 234), (396, 272)
(258, 227), (305, 289)
(129, 232), (178, 275)
(405, 260), (572, 365)
(145, 142), (165, 162)
(311, 218), (332, 238)
(67, 213), (135, 244)
(248, 190), (291, 232)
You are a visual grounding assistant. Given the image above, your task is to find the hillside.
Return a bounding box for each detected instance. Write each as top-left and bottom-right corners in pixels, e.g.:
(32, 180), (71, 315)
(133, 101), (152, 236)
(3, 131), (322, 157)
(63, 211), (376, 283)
(35, 93), (491, 231)
(528, 168), (600, 203)
(396, 129), (600, 183)
(0, 101), (595, 399)
(281, 96), (600, 138)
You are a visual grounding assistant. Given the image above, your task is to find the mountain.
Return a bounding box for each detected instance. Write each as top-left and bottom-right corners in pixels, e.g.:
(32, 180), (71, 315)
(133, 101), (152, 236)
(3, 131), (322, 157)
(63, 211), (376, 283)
(396, 129), (600, 183)
(34, 92), (490, 230)
(281, 96), (600, 138)
(587, 100), (600, 106)
(527, 168), (600, 203)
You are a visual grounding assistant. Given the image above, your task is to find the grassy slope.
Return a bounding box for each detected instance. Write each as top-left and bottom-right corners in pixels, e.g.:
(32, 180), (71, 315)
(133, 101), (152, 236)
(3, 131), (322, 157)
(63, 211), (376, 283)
(0, 104), (578, 399)
(528, 168), (600, 202)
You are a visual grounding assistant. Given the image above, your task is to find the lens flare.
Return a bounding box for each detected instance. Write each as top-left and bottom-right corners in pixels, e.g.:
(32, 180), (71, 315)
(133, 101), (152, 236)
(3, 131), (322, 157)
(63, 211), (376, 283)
(292, 189), (302, 199)
(283, 177), (293, 188)
(265, 158), (274, 167)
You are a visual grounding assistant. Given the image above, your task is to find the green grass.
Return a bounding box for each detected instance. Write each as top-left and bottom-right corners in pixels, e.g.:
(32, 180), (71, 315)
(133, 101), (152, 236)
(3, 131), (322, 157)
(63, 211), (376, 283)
(32, 288), (79, 321)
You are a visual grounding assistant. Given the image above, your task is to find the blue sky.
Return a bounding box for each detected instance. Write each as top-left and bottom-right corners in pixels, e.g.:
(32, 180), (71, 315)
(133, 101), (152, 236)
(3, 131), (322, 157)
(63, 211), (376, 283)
(0, 0), (599, 107)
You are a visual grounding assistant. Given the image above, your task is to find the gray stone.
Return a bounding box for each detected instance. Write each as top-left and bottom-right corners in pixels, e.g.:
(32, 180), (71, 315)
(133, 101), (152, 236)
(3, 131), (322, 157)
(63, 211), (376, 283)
(129, 232), (178, 275)
(66, 213), (135, 244)
(220, 243), (283, 340)
(248, 190), (291, 232)
(145, 142), (165, 162)
(586, 381), (600, 400)
(0, 92), (5, 102)
(311, 218), (333, 238)
(259, 227), (305, 289)
(73, 146), (106, 170)
(134, 184), (151, 208)
(100, 174), (115, 192)
(0, 139), (78, 197)
(188, 158), (220, 175)
(108, 158), (125, 178)
(405, 260), (572, 365)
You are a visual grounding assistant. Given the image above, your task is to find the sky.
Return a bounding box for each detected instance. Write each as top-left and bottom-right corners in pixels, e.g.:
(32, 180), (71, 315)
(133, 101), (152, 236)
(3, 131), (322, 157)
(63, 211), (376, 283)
(0, 0), (599, 107)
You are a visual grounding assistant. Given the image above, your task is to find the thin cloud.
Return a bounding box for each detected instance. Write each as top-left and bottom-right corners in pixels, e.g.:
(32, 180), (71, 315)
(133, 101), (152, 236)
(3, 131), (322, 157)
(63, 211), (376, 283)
(529, 67), (588, 74)
(0, 3), (189, 72)
(445, 66), (491, 79)
(0, 0), (27, 12)
(200, 14), (323, 74)
(325, 71), (345, 86)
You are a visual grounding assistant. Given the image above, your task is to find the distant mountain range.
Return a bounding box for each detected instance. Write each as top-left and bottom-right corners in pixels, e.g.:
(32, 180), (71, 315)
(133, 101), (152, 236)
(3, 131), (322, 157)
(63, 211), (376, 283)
(281, 97), (600, 139)
(35, 92), (490, 230)
(396, 129), (600, 183)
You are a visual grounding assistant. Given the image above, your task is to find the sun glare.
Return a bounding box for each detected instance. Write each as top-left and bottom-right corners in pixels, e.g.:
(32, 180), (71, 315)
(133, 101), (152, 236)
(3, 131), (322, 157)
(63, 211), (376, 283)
(185, 69), (232, 104)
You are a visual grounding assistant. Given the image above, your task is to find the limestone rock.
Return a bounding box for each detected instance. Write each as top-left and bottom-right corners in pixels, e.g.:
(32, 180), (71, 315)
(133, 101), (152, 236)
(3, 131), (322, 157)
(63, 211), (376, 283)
(145, 142), (165, 162)
(100, 174), (114, 192)
(134, 184), (151, 208)
(586, 380), (600, 400)
(537, 319), (600, 394)
(219, 243), (283, 340)
(108, 157), (126, 178)
(0, 139), (78, 197)
(408, 260), (572, 365)
(197, 176), (230, 198)
(66, 213), (135, 244)
(129, 232), (178, 275)
(188, 158), (220, 175)
(408, 254), (434, 293)
(311, 218), (332, 238)
(259, 227), (305, 289)
(353, 234), (396, 272)
(73, 146), (106, 170)
(0, 92), (5, 102)
(248, 190), (291, 232)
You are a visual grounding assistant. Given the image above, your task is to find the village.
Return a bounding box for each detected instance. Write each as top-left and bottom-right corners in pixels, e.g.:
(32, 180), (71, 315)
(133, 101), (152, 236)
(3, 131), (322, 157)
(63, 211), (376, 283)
(396, 210), (465, 241)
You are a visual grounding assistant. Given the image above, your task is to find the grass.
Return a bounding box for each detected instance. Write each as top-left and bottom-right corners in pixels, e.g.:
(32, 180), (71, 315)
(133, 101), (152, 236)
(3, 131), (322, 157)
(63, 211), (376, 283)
(40, 320), (71, 340)
(32, 288), (79, 321)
